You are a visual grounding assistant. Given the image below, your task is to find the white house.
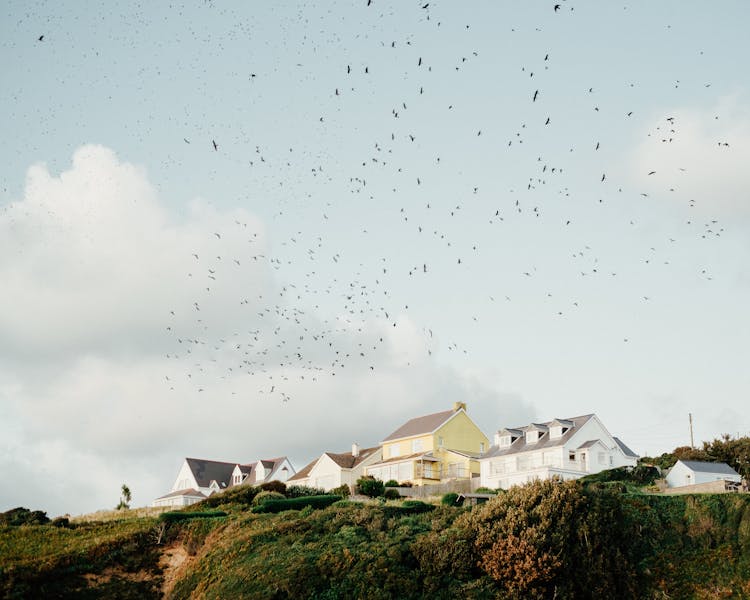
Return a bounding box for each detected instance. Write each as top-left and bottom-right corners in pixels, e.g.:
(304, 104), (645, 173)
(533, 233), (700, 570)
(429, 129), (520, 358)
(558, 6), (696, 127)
(665, 460), (741, 488)
(479, 414), (639, 490)
(287, 444), (382, 492)
(152, 456), (295, 508)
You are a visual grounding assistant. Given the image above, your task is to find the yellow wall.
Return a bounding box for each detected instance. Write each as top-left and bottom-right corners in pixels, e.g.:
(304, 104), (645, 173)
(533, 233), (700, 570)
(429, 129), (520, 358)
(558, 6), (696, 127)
(379, 410), (489, 482)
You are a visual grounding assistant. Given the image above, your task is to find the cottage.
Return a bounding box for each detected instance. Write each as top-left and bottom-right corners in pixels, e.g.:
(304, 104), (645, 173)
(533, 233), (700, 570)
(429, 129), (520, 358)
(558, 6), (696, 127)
(665, 460), (741, 488)
(152, 456), (295, 508)
(365, 402), (489, 485)
(479, 414), (638, 490)
(287, 444), (382, 492)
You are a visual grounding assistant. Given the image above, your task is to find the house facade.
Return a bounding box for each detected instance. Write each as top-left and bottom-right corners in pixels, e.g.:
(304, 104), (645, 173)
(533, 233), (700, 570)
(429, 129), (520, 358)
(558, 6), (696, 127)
(365, 402), (489, 485)
(665, 460), (742, 488)
(479, 414), (638, 490)
(152, 456), (295, 508)
(287, 444), (382, 491)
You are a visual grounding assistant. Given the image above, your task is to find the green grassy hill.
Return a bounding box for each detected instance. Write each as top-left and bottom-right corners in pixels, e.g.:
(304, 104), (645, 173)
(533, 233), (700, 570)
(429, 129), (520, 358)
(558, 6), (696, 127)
(2, 480), (750, 599)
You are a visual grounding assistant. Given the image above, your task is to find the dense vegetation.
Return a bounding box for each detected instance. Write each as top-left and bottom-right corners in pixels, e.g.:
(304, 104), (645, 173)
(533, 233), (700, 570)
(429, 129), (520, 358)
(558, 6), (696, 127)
(2, 474), (750, 598)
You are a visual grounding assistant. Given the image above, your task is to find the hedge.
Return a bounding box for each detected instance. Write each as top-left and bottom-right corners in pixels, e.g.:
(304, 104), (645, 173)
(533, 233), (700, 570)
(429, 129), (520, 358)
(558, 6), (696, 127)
(250, 495), (341, 514)
(158, 510), (228, 523)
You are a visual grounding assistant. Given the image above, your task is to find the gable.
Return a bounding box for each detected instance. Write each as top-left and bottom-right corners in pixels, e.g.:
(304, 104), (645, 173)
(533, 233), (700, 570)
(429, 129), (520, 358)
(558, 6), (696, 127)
(382, 409), (456, 442)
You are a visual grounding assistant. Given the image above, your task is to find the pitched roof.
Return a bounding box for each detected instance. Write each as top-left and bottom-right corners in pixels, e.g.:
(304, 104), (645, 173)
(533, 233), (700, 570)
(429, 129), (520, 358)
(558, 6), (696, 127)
(325, 446), (380, 469)
(678, 460), (740, 476)
(155, 488), (206, 500)
(382, 408), (458, 442)
(287, 458), (317, 482)
(577, 439), (605, 450)
(482, 414), (596, 459)
(185, 457), (238, 488)
(613, 437), (638, 458)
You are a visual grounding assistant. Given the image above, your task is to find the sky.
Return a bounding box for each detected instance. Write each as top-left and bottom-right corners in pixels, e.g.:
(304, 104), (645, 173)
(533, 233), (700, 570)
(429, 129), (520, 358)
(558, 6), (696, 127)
(1, 1), (749, 516)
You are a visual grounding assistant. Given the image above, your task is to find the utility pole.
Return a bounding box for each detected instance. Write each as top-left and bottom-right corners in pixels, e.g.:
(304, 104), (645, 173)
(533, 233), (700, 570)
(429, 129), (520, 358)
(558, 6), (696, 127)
(689, 413), (695, 449)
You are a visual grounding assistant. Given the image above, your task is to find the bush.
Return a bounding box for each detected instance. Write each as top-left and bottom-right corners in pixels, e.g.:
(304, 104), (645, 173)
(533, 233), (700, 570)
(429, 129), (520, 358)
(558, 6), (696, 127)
(0, 507), (50, 526)
(384, 488), (401, 500)
(252, 491), (286, 506)
(442, 492), (460, 506)
(400, 500), (434, 514)
(285, 485), (327, 498)
(250, 495), (342, 514)
(199, 485), (260, 507)
(384, 479), (399, 487)
(330, 484), (351, 498)
(474, 487), (499, 495)
(260, 480), (287, 494)
(50, 516), (71, 528)
(158, 511), (227, 524)
(356, 476), (385, 498)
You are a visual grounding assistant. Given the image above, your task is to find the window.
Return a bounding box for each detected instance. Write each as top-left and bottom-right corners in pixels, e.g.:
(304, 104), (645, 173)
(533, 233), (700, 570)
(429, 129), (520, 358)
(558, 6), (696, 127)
(480, 442), (486, 453)
(526, 431), (539, 444)
(598, 452), (606, 465)
(390, 445), (400, 458)
(412, 439), (423, 452)
(438, 436), (444, 448)
(568, 451), (576, 461)
(609, 456), (613, 466)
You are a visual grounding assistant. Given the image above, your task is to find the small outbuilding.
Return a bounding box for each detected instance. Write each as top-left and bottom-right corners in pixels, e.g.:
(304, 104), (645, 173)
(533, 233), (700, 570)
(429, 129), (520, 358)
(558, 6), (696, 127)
(665, 459), (741, 489)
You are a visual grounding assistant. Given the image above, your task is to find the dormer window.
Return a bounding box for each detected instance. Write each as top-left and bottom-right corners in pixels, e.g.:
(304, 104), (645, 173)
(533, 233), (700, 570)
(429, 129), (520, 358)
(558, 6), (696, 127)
(499, 435), (511, 447)
(526, 430), (539, 444)
(550, 426), (567, 439)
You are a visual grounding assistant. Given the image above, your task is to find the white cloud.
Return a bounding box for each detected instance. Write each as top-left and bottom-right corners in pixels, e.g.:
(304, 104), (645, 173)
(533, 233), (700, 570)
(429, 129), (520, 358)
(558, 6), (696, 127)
(631, 96), (750, 216)
(0, 146), (533, 516)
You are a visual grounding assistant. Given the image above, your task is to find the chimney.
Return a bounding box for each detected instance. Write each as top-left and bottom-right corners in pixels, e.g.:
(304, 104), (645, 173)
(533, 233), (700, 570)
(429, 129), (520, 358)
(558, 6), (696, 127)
(352, 442), (360, 457)
(453, 401), (467, 412)
(494, 431), (501, 447)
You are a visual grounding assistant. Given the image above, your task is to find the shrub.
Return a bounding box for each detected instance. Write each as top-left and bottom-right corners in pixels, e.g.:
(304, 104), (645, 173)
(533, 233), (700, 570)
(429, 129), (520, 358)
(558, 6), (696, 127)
(286, 485), (327, 498)
(330, 484), (351, 498)
(199, 485), (260, 507)
(158, 511), (227, 524)
(474, 487), (499, 495)
(50, 516), (71, 528)
(356, 476), (385, 498)
(252, 491), (286, 506)
(0, 507), (50, 526)
(384, 479), (399, 487)
(260, 480), (287, 494)
(442, 492), (460, 506)
(250, 495), (342, 514)
(400, 500), (434, 514)
(384, 488), (401, 500)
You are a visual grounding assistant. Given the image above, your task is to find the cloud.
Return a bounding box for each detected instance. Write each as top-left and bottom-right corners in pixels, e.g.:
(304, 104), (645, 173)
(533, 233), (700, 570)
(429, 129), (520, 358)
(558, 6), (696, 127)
(0, 146), (533, 516)
(630, 96), (750, 216)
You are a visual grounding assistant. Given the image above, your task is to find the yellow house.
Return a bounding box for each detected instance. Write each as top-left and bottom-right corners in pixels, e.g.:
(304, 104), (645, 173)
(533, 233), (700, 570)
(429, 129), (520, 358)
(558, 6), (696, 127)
(366, 402), (489, 485)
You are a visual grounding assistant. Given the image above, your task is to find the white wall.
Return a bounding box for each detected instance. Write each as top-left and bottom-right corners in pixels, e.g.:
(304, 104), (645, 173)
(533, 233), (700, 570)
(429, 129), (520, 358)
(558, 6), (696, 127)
(666, 461), (741, 488)
(171, 460), (198, 492)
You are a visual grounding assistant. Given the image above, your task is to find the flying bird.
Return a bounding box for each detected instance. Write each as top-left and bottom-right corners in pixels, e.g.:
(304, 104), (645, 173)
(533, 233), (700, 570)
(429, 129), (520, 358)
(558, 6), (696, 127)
(212, 140), (218, 151)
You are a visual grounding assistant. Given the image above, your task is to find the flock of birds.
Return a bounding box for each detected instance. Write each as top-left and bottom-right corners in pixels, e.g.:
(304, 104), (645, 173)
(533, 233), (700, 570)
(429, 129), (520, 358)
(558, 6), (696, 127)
(25, 2), (731, 405)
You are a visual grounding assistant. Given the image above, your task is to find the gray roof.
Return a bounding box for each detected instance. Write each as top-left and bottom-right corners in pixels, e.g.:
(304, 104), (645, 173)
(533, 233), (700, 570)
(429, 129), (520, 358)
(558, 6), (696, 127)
(613, 437), (638, 458)
(288, 447), (379, 482)
(382, 408), (458, 442)
(577, 439), (604, 450)
(155, 488), (206, 500)
(678, 460), (740, 476)
(185, 457), (237, 488)
(482, 414), (595, 459)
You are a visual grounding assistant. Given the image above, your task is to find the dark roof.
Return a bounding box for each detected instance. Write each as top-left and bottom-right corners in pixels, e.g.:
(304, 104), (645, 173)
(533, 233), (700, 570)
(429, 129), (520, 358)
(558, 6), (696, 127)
(577, 439), (605, 450)
(325, 446), (380, 469)
(678, 460), (740, 476)
(155, 488), (206, 500)
(382, 408), (458, 442)
(287, 458), (317, 482)
(185, 457), (238, 488)
(613, 437), (639, 458)
(482, 414), (595, 459)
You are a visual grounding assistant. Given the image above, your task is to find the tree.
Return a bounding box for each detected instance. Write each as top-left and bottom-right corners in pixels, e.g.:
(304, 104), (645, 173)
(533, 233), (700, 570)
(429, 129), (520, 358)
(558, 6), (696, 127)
(116, 483), (132, 510)
(355, 475), (384, 498)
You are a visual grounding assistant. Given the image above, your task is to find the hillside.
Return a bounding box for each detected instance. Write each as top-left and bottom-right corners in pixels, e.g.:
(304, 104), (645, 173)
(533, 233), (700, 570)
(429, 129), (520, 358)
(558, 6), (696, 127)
(2, 480), (750, 599)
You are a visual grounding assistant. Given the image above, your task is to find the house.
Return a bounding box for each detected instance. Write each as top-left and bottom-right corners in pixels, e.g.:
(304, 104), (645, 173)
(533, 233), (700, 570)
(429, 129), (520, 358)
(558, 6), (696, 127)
(665, 460), (742, 489)
(365, 402), (489, 485)
(287, 443), (383, 491)
(152, 456), (295, 508)
(479, 414), (638, 490)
